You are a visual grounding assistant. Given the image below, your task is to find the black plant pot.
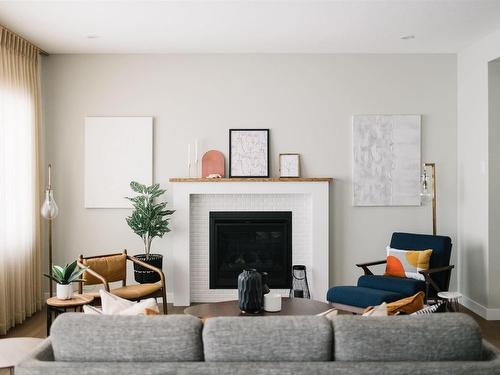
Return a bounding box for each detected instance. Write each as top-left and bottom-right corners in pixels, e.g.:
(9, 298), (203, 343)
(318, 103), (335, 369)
(133, 253), (163, 284)
(238, 269), (262, 313)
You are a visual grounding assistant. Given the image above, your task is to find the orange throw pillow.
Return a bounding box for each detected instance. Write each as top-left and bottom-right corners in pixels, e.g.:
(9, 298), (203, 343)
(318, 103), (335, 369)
(386, 292), (425, 315)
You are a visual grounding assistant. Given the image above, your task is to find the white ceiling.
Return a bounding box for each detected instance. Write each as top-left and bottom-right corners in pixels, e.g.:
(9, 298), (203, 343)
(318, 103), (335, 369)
(1, 0), (500, 54)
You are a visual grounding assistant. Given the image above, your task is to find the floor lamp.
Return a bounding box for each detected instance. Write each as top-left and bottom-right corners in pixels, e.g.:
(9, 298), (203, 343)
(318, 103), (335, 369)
(41, 164), (59, 297)
(421, 162), (437, 235)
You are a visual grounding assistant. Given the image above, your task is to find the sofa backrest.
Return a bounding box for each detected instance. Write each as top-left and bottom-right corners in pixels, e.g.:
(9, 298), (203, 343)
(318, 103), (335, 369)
(50, 313), (484, 363)
(203, 316), (333, 361)
(50, 313), (203, 362)
(333, 313), (482, 362)
(390, 232), (452, 292)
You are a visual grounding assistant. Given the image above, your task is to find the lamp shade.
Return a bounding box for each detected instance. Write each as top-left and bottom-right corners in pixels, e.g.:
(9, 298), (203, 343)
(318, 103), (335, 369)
(41, 189), (58, 220)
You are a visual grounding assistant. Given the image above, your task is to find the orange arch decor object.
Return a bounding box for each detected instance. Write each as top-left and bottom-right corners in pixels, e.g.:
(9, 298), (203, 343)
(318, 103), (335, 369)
(202, 150), (225, 178)
(385, 255), (406, 278)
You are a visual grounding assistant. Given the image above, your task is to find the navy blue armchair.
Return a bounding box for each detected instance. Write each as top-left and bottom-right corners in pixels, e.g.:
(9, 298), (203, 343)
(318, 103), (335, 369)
(327, 232), (454, 313)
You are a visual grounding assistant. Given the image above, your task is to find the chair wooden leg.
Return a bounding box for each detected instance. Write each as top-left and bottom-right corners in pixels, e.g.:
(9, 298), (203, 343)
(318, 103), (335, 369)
(424, 282), (429, 305)
(162, 288), (168, 315)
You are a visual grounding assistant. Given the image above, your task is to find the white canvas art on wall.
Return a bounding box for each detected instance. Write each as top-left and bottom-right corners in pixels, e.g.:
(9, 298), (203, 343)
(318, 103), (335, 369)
(352, 115), (421, 206)
(84, 116), (153, 208)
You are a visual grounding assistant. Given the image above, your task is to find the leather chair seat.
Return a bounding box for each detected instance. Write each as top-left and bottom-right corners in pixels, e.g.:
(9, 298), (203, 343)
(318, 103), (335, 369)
(87, 283), (162, 299)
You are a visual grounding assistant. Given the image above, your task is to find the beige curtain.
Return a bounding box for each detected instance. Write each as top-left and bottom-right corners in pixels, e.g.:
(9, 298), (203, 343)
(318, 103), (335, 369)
(0, 26), (42, 335)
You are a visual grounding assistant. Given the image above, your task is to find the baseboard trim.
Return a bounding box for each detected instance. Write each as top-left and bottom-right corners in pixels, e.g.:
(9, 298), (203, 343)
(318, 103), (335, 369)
(461, 295), (500, 320)
(166, 292), (174, 302)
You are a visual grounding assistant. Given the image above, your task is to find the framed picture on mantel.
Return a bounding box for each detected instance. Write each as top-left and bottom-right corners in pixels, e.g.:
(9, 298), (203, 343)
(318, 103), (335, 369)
(229, 129), (269, 178)
(279, 153), (300, 178)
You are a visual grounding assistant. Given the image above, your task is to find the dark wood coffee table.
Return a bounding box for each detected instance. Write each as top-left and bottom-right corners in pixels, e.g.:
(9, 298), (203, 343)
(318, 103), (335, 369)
(184, 298), (333, 319)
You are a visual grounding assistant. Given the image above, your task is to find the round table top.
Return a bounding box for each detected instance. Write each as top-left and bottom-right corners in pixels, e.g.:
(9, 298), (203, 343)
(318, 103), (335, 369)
(0, 337), (44, 369)
(184, 297), (332, 319)
(437, 291), (462, 300)
(46, 293), (94, 307)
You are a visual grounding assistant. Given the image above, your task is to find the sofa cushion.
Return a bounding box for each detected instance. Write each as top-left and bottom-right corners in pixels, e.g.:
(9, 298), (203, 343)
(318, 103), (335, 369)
(51, 313), (203, 362)
(358, 275), (425, 296)
(333, 313), (483, 361)
(327, 286), (404, 308)
(203, 316), (332, 362)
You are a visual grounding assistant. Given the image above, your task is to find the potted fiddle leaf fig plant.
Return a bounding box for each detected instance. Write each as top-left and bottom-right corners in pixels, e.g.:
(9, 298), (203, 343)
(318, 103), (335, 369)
(44, 260), (88, 300)
(126, 181), (175, 283)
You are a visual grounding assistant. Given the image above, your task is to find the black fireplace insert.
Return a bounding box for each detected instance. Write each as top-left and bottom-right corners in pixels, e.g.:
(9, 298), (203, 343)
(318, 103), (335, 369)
(209, 211), (292, 289)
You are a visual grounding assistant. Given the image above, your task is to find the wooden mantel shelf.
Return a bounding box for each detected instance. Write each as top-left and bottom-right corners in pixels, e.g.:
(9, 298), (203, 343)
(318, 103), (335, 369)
(169, 177), (333, 183)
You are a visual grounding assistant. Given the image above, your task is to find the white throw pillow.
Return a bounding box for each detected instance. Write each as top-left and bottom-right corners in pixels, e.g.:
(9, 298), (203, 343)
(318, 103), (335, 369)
(362, 302), (388, 317)
(316, 308), (338, 321)
(83, 304), (102, 314)
(119, 298), (159, 315)
(98, 289), (160, 315)
(99, 289), (135, 314)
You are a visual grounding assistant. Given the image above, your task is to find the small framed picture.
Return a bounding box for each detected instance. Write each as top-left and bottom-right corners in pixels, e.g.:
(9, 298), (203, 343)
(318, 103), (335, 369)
(279, 153), (300, 178)
(229, 129), (269, 178)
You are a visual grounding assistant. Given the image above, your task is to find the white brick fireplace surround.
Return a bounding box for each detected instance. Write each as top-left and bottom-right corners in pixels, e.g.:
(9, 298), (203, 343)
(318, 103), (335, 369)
(170, 178), (331, 306)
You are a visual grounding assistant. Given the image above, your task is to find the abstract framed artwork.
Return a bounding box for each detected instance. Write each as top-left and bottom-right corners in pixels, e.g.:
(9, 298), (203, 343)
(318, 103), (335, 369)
(229, 129), (269, 178)
(352, 114), (421, 206)
(279, 153), (300, 177)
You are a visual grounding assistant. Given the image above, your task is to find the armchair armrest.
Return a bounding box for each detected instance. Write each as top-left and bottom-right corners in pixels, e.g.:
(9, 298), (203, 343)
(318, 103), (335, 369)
(356, 259), (387, 275)
(127, 255), (166, 285)
(419, 265), (454, 275)
(76, 260), (110, 292)
(419, 265), (455, 297)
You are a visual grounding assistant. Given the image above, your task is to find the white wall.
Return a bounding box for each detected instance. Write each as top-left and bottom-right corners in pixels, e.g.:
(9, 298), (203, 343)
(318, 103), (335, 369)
(489, 59), (500, 308)
(41, 54), (457, 296)
(457, 29), (500, 319)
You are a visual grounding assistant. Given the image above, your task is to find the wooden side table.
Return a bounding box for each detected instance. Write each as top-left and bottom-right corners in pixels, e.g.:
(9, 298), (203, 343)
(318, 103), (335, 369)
(0, 337), (44, 375)
(46, 294), (94, 335)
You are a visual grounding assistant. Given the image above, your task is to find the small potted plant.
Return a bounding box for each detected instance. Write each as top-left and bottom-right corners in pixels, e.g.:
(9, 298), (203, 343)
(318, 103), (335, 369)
(44, 260), (88, 300)
(126, 181), (174, 283)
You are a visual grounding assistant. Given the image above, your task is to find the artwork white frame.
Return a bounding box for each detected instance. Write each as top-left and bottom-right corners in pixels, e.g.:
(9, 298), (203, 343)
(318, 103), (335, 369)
(84, 116), (153, 208)
(352, 114), (421, 206)
(279, 153), (300, 177)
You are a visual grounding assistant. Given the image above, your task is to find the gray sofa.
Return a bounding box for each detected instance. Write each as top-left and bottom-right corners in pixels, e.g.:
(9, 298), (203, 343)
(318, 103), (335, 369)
(17, 313), (500, 375)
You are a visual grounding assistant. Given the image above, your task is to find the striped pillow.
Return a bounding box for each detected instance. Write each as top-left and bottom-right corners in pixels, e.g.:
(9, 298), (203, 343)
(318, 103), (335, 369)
(412, 301), (446, 315)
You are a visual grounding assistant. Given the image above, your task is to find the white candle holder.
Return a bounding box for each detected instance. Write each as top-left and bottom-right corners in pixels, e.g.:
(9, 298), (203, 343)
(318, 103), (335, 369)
(263, 293), (282, 312)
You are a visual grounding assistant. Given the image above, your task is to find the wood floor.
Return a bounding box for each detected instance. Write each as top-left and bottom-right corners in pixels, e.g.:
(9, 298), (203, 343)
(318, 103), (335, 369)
(1, 303), (499, 375)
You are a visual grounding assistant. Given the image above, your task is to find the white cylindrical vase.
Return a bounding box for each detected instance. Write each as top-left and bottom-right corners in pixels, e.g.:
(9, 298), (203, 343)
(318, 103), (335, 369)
(56, 283), (73, 300)
(263, 293), (282, 312)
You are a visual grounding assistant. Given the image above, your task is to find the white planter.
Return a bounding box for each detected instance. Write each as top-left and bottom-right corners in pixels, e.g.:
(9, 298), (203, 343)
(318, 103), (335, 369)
(56, 283), (73, 300)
